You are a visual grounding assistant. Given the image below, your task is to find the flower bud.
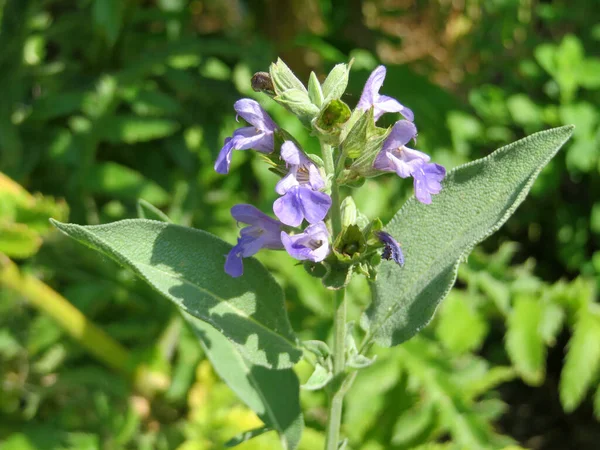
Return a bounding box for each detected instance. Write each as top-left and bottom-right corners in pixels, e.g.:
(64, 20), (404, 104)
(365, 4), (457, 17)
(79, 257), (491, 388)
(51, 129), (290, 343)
(269, 58), (319, 127)
(321, 62), (351, 104)
(308, 71), (324, 107)
(340, 196), (357, 229)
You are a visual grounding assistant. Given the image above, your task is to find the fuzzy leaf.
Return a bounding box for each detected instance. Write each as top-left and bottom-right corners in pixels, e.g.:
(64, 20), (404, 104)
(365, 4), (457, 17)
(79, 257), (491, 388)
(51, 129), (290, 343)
(274, 89), (320, 127)
(186, 313), (302, 449)
(51, 219), (302, 369)
(363, 126), (574, 347)
(559, 308), (600, 412)
(301, 363), (332, 391)
(321, 62), (350, 103)
(270, 58), (307, 95)
(307, 72), (323, 107)
(342, 108), (389, 162)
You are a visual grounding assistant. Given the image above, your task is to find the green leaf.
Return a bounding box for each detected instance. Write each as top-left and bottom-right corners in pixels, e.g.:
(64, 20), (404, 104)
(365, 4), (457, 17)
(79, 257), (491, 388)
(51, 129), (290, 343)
(475, 272), (511, 315)
(435, 291), (488, 355)
(559, 103), (597, 138)
(391, 402), (435, 447)
(273, 89), (320, 126)
(345, 322), (376, 369)
(464, 366), (517, 400)
(506, 296), (546, 385)
(344, 350), (404, 443)
(344, 108), (390, 164)
(364, 126), (574, 347)
(100, 115), (179, 144)
(302, 340), (331, 360)
(136, 199), (171, 222)
(559, 308), (600, 412)
(579, 58), (600, 89)
(307, 72), (323, 108)
(539, 302), (565, 346)
(398, 338), (508, 449)
(85, 162), (169, 206)
(225, 426), (272, 448)
(92, 0), (123, 45)
(506, 94), (543, 128)
(321, 62), (350, 104)
(0, 222), (42, 258)
(185, 313), (303, 449)
(50, 219), (302, 369)
(270, 58), (307, 95)
(301, 363), (332, 391)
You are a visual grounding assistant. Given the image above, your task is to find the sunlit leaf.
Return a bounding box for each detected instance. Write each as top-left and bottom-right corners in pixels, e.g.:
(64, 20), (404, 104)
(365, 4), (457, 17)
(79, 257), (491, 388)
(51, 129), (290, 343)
(51, 219), (302, 369)
(364, 126), (574, 347)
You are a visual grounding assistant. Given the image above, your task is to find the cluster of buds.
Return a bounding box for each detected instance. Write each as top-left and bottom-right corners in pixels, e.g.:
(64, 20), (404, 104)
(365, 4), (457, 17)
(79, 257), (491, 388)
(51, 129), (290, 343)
(215, 60), (445, 286)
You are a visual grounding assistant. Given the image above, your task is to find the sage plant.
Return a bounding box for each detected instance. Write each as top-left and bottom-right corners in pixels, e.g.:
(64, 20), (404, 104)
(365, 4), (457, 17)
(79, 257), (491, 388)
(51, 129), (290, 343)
(52, 59), (573, 449)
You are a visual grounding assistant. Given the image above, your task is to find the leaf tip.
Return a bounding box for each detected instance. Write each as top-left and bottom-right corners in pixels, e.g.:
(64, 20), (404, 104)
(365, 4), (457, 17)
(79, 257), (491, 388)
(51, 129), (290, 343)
(49, 218), (62, 228)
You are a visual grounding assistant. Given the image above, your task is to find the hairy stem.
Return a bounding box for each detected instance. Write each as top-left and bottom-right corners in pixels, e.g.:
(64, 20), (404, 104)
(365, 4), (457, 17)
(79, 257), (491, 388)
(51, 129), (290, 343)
(321, 142), (348, 450)
(325, 288), (347, 450)
(321, 142), (343, 238)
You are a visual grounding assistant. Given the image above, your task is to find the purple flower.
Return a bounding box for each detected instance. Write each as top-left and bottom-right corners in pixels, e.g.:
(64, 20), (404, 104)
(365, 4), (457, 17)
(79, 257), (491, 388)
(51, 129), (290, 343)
(357, 66), (414, 122)
(411, 163), (445, 204)
(273, 141), (332, 227)
(377, 231), (404, 266)
(374, 120), (446, 204)
(225, 204), (283, 277)
(281, 222), (330, 262)
(214, 99), (278, 174)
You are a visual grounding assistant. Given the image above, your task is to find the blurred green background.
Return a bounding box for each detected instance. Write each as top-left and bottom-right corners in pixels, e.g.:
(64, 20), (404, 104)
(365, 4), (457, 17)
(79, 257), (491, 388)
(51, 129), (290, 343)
(1, 1), (599, 449)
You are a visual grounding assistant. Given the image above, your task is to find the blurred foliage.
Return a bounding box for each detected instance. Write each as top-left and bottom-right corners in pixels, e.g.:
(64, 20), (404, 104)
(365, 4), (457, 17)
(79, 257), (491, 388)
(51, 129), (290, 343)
(1, 0), (599, 449)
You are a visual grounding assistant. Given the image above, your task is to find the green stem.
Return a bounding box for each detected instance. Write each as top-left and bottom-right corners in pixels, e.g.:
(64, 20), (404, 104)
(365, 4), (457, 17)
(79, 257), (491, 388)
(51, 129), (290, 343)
(321, 142), (343, 238)
(325, 288), (347, 450)
(321, 142), (348, 450)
